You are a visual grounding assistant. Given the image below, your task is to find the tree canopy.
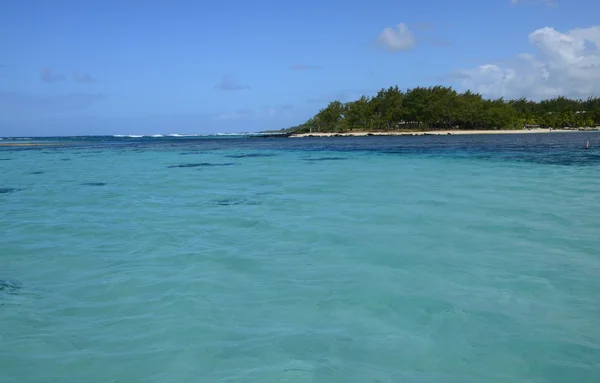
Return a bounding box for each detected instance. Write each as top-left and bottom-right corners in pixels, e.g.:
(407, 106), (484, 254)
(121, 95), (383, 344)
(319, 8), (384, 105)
(289, 86), (600, 133)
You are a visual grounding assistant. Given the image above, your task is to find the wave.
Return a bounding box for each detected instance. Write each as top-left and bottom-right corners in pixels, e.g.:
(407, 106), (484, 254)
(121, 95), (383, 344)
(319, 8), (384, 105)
(2, 132), (280, 141)
(104, 132), (281, 139)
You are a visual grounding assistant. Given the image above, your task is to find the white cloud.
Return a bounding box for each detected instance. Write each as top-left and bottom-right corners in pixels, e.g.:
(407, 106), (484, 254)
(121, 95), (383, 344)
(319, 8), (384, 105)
(375, 23), (415, 51)
(454, 25), (600, 100)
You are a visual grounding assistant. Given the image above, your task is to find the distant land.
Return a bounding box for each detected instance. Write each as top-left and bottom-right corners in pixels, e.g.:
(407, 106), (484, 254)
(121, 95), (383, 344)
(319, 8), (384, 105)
(273, 85), (600, 136)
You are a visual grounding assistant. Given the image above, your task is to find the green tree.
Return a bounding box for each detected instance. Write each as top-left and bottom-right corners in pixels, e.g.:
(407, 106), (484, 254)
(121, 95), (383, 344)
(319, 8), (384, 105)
(290, 84), (599, 133)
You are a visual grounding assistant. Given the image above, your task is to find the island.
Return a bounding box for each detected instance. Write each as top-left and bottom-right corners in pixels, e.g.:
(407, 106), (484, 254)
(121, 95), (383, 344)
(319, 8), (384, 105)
(277, 86), (600, 137)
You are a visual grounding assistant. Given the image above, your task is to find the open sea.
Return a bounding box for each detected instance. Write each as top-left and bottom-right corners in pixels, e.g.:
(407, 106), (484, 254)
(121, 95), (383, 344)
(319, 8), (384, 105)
(1, 132), (600, 383)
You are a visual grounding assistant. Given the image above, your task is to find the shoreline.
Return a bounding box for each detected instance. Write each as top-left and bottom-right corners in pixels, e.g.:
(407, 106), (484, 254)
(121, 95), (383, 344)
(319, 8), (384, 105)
(289, 128), (597, 138)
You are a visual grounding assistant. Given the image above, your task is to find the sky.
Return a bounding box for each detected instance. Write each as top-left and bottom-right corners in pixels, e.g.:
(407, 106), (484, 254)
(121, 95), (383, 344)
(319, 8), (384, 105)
(0, 0), (599, 136)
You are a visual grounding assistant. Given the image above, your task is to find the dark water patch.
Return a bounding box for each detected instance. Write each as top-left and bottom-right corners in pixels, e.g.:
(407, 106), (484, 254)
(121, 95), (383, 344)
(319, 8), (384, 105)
(0, 279), (22, 292)
(374, 138), (600, 167)
(224, 153), (276, 158)
(207, 254), (262, 274)
(61, 158), (71, 161)
(29, 171), (45, 175)
(81, 182), (107, 186)
(215, 198), (245, 206)
(468, 150), (600, 167)
(168, 162), (237, 168)
(303, 157), (347, 162)
(212, 198), (261, 206)
(380, 149), (434, 156)
(0, 158), (11, 161)
(0, 187), (21, 194)
(529, 153), (600, 167)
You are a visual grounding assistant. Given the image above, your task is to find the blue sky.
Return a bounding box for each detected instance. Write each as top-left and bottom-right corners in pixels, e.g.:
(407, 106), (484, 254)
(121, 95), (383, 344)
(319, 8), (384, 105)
(1, 0), (599, 136)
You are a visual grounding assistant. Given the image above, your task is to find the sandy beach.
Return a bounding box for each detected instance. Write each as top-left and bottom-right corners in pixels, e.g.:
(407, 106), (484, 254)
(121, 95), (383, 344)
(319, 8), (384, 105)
(289, 128), (592, 138)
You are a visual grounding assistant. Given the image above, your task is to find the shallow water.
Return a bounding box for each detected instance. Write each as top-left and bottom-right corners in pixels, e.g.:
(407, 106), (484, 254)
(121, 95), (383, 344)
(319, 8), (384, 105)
(1, 133), (600, 382)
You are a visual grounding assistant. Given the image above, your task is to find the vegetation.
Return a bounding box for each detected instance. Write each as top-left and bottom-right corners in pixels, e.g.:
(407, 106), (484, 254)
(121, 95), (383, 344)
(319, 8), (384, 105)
(289, 86), (600, 133)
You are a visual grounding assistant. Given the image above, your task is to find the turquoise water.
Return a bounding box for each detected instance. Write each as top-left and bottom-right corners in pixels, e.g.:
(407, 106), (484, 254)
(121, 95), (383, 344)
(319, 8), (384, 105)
(1, 133), (600, 382)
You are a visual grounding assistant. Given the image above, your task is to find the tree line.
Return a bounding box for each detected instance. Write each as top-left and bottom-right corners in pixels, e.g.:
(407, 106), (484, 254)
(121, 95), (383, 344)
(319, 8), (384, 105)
(288, 86), (600, 133)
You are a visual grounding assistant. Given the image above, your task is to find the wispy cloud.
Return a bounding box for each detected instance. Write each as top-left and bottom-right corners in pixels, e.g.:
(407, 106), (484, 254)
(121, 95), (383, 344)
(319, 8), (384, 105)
(374, 23), (416, 52)
(375, 22), (453, 51)
(307, 89), (377, 105)
(73, 71), (95, 83)
(291, 64), (321, 71)
(414, 22), (434, 31)
(261, 104), (294, 118)
(0, 91), (105, 115)
(511, 0), (557, 6)
(40, 67), (66, 83)
(423, 37), (452, 47)
(214, 108), (253, 120)
(215, 104), (294, 121)
(214, 73), (251, 91)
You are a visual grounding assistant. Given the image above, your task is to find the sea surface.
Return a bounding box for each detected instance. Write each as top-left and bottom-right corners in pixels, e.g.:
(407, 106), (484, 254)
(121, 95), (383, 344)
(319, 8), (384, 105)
(1, 132), (600, 382)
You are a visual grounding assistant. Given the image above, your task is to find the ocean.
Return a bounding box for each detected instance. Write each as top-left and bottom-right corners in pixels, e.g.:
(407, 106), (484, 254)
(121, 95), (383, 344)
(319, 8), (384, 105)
(1, 132), (600, 382)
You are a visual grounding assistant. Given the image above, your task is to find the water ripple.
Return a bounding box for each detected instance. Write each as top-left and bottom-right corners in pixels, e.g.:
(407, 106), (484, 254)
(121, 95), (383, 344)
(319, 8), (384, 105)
(1, 133), (600, 382)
